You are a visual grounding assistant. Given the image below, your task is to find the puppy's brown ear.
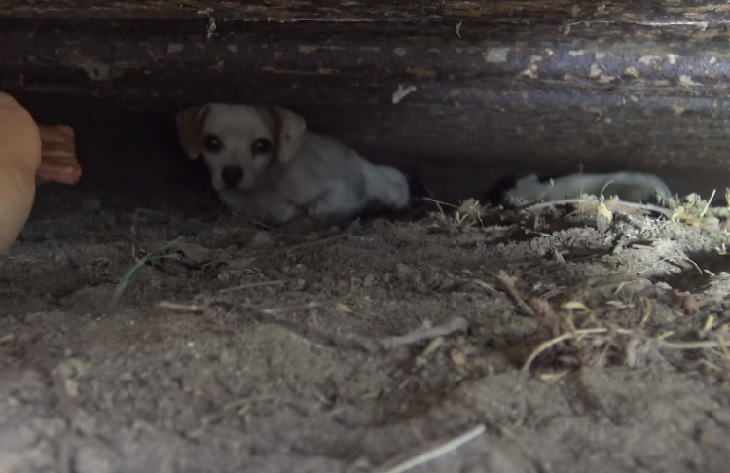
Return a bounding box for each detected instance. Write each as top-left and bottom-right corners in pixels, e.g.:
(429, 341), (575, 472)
(175, 105), (209, 159)
(269, 106), (306, 164)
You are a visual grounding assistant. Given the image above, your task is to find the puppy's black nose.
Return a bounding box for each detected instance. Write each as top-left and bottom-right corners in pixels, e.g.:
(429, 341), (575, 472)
(221, 166), (244, 188)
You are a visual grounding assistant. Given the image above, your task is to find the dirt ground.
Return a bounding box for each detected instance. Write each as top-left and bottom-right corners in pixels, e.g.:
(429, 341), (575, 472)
(2, 185), (730, 473)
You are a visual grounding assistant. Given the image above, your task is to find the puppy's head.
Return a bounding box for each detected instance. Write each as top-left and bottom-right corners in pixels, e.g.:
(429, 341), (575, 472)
(175, 104), (306, 191)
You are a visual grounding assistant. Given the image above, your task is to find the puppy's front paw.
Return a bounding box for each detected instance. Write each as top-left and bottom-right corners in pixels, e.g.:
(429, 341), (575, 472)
(219, 190), (300, 224)
(307, 199), (345, 220)
(375, 166), (410, 209)
(262, 203), (300, 225)
(308, 185), (365, 221)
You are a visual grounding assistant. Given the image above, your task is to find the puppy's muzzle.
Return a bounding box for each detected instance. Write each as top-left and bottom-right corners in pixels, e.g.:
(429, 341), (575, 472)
(221, 165), (244, 188)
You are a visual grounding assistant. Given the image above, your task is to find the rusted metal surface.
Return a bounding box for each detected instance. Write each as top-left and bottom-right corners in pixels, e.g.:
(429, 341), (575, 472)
(1, 1), (730, 173)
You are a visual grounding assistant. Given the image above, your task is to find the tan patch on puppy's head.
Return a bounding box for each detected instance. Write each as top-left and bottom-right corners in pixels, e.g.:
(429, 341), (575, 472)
(261, 106), (306, 164)
(175, 105), (210, 159)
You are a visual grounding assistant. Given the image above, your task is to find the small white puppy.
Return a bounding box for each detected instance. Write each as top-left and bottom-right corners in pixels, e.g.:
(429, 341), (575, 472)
(176, 104), (410, 224)
(502, 171), (671, 203)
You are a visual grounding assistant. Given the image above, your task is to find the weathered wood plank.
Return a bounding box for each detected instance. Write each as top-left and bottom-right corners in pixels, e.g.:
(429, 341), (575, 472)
(1, 0), (729, 173)
(1, 0), (729, 26)
(2, 18), (729, 101)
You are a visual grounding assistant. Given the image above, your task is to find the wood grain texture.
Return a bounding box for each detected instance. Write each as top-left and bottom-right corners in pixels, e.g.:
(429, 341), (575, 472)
(1, 0), (728, 171)
(0, 0), (729, 25)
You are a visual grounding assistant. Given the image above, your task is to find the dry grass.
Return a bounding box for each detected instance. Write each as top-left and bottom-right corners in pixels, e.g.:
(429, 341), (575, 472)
(373, 424), (486, 473)
(108, 236), (184, 311)
(520, 296), (730, 375)
(448, 189), (730, 377)
(135, 189), (730, 379)
(423, 198), (484, 228)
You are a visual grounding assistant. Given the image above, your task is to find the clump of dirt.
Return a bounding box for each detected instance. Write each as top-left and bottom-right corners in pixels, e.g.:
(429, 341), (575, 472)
(1, 187), (730, 473)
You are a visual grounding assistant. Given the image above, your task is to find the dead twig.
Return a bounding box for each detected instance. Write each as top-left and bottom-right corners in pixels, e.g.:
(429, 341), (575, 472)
(157, 301), (206, 312)
(659, 340), (729, 350)
(494, 270), (535, 317)
(522, 328), (611, 372)
(218, 280), (285, 294)
(280, 233), (349, 252)
(522, 325), (730, 373)
(701, 189), (716, 218)
(286, 315), (468, 352)
(257, 300), (335, 314)
(165, 294), (467, 352)
(244, 301), (468, 352)
(372, 424), (486, 473)
(638, 255), (704, 275)
(377, 317), (469, 350)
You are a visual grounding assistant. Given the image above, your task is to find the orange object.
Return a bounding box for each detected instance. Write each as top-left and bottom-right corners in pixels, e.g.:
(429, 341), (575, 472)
(0, 92), (42, 253)
(37, 124), (81, 185)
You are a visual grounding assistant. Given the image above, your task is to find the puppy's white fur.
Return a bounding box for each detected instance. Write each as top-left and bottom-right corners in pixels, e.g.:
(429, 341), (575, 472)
(176, 104), (409, 224)
(504, 172), (671, 203)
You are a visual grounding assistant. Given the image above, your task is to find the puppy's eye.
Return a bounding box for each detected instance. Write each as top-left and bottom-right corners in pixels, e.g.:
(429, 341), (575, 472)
(251, 138), (273, 155)
(203, 134), (223, 153)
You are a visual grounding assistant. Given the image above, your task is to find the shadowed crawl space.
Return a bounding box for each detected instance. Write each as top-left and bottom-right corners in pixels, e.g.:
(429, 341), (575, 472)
(2, 173), (730, 472)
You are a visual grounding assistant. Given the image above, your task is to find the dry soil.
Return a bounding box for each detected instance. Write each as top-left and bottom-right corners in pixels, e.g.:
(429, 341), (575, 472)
(1, 186), (730, 473)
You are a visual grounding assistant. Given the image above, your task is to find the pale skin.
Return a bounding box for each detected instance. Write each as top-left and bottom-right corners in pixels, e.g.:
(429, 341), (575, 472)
(0, 92), (41, 253)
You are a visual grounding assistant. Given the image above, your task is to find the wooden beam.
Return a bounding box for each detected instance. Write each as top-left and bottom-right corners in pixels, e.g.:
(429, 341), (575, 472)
(1, 1), (729, 172)
(1, 0), (729, 25)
